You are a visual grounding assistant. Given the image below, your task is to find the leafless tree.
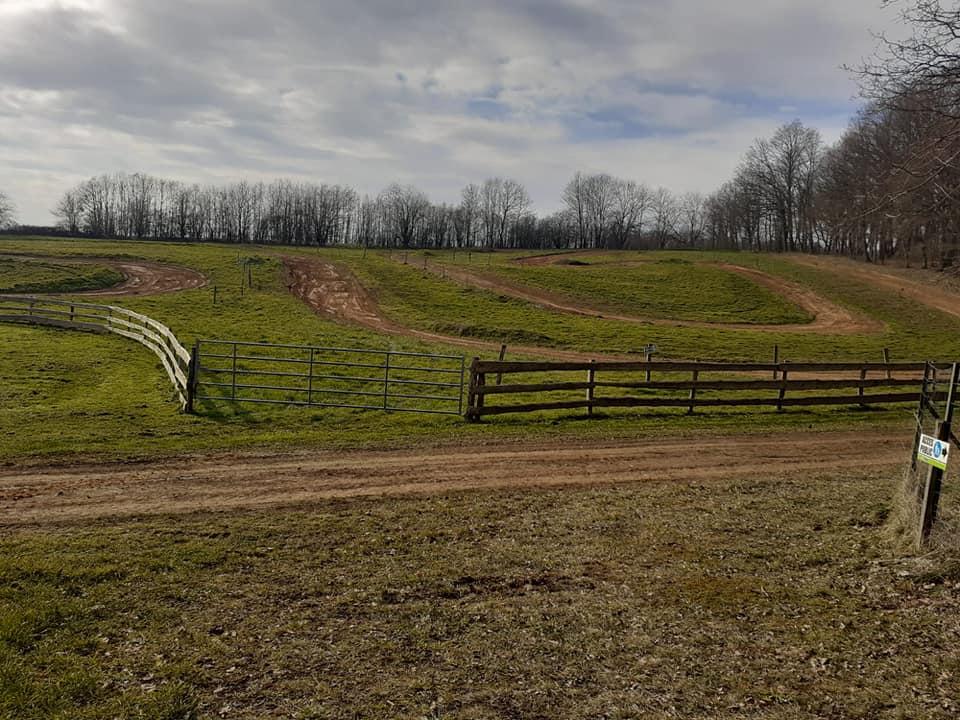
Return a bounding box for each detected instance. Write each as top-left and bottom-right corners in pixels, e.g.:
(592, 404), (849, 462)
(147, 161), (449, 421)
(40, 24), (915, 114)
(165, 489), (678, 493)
(0, 190), (14, 229)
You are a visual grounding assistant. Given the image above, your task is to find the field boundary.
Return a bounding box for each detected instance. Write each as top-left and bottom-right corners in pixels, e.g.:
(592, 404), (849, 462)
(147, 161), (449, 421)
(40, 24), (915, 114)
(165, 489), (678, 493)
(0, 294), (191, 408)
(466, 358), (943, 420)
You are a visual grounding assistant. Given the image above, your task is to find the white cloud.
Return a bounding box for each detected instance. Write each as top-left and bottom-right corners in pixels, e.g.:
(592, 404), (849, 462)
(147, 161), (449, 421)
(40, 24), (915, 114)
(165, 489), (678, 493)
(0, 0), (904, 223)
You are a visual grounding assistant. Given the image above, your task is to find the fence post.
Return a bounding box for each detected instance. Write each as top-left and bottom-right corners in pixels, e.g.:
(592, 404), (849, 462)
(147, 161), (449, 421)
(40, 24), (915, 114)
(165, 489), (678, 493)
(911, 362), (931, 472)
(919, 362), (959, 547)
(496, 344), (507, 386)
(587, 360), (596, 416)
(465, 357), (481, 421)
(777, 363), (789, 412)
(70, 304), (75, 324)
(231, 342), (238, 400)
(687, 365), (699, 415)
(185, 342), (200, 414)
(307, 348), (315, 406)
(858, 365), (868, 408)
(383, 351), (392, 411)
(645, 348), (653, 383)
(883, 348), (891, 379)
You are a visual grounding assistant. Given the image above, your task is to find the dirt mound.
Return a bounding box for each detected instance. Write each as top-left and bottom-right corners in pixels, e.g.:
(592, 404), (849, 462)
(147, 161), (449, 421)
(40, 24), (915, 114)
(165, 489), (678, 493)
(0, 253), (207, 297)
(0, 428), (910, 527)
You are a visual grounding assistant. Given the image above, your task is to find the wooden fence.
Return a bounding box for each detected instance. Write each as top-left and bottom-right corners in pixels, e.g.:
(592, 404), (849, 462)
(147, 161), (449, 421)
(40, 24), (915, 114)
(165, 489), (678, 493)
(465, 358), (937, 421)
(0, 294), (191, 408)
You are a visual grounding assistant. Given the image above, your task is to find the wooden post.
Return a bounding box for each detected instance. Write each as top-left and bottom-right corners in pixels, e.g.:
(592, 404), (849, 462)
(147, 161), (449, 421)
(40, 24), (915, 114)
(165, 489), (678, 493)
(911, 362), (932, 472)
(477, 371), (487, 414)
(645, 348), (653, 383)
(586, 360), (596, 416)
(882, 348), (891, 379)
(185, 343), (200, 414)
(687, 365), (699, 415)
(213, 286), (218, 305)
(465, 356), (481, 421)
(919, 363), (959, 547)
(777, 363), (789, 412)
(773, 345), (779, 380)
(495, 344), (507, 386)
(248, 265), (253, 289)
(858, 365), (868, 408)
(70, 304), (75, 324)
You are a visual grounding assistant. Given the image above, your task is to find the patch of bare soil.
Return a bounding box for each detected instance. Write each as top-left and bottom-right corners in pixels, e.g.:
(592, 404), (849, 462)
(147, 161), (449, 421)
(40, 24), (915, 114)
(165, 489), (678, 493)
(420, 257), (882, 334)
(0, 429), (910, 527)
(282, 255), (625, 360)
(0, 253), (207, 296)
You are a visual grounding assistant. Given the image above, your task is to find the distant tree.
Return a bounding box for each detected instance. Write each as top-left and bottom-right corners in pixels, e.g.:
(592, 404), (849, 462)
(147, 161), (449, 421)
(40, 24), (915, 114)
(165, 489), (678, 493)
(0, 190), (17, 229)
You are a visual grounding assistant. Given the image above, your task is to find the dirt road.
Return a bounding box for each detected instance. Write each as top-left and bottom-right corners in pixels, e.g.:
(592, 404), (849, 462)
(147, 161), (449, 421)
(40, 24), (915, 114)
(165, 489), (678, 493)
(0, 429), (910, 527)
(423, 258), (882, 334)
(0, 253), (207, 296)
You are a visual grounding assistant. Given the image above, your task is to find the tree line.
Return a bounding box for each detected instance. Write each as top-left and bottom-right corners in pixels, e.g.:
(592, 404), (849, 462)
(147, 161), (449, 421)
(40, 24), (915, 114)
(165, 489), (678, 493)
(48, 171), (707, 251)
(14, 1), (960, 266)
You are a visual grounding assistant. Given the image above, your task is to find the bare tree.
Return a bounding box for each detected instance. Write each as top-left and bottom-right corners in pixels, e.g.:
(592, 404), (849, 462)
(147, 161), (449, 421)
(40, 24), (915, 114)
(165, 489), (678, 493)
(0, 190), (14, 229)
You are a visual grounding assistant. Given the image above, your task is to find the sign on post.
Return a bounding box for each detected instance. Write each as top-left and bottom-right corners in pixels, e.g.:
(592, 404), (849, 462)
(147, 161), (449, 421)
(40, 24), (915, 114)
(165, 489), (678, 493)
(918, 433), (950, 471)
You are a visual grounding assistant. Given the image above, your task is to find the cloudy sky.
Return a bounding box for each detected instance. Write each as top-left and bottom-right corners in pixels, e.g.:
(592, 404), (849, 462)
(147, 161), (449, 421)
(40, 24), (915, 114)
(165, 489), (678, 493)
(0, 0), (903, 224)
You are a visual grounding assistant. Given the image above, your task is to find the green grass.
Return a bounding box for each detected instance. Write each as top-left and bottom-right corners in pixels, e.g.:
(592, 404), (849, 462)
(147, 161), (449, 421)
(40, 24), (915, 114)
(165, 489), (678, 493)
(0, 237), (952, 462)
(0, 257), (123, 294)
(464, 255), (812, 324)
(2, 469), (958, 718)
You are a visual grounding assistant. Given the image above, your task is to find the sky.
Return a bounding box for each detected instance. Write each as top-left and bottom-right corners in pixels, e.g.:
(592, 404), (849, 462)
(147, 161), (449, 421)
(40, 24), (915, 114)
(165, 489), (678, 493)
(0, 0), (905, 224)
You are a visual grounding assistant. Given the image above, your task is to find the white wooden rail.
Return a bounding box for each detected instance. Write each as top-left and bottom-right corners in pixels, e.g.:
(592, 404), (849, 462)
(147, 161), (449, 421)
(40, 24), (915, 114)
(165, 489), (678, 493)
(0, 294), (191, 409)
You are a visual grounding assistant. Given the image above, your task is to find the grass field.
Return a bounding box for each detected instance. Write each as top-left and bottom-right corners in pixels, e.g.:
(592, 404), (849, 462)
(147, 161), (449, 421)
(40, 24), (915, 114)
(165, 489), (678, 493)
(0, 236), (956, 462)
(2, 469), (958, 719)
(0, 257), (123, 294)
(463, 255), (812, 324)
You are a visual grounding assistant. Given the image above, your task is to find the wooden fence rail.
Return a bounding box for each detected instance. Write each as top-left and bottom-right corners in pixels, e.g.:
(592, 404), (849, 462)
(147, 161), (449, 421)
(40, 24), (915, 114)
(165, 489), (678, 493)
(0, 294), (191, 409)
(465, 358), (939, 421)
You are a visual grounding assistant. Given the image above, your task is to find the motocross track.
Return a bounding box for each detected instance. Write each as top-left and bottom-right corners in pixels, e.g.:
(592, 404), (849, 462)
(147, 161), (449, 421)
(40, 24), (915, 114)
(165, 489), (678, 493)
(0, 428), (910, 527)
(0, 253), (207, 297)
(429, 252), (881, 334)
(282, 256), (620, 361)
(790, 254), (960, 321)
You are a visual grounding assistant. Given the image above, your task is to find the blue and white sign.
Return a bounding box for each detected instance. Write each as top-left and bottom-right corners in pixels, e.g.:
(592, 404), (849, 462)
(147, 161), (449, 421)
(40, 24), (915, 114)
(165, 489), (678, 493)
(918, 434), (950, 471)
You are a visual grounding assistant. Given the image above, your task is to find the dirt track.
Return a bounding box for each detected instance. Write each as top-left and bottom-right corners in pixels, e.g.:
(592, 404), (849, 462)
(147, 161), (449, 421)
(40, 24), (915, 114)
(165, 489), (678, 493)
(0, 253), (207, 297)
(791, 255), (960, 321)
(283, 256), (621, 360)
(0, 429), (911, 527)
(423, 258), (882, 335)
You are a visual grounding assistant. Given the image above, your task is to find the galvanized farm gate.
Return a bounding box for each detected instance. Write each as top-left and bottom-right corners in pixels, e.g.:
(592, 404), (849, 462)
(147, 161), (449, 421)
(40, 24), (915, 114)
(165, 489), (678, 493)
(192, 340), (466, 415)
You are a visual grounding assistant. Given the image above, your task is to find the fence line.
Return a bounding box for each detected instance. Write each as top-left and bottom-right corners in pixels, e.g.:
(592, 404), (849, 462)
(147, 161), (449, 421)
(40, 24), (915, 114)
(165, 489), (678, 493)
(0, 294), (191, 408)
(465, 358), (939, 420)
(194, 339), (466, 416)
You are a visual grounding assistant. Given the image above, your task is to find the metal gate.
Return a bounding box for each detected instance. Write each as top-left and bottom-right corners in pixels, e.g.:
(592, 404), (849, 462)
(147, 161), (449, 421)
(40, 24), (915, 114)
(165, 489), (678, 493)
(193, 340), (466, 415)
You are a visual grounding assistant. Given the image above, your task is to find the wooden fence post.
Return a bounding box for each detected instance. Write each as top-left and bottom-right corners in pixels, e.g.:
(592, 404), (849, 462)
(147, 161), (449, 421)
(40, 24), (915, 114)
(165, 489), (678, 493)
(465, 357), (481, 421)
(231, 342), (238, 400)
(858, 365), (868, 408)
(645, 348), (653, 383)
(919, 362), (959, 547)
(773, 345), (779, 380)
(307, 348), (315, 406)
(496, 344), (507, 386)
(587, 360), (596, 416)
(687, 365), (699, 415)
(777, 363), (789, 412)
(185, 342), (200, 414)
(883, 348), (892, 379)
